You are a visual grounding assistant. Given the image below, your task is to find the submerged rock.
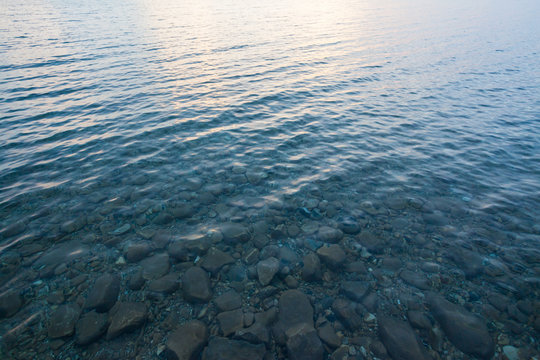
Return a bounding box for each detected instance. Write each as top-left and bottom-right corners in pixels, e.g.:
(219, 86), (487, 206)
(257, 257), (279, 286)
(106, 302), (147, 340)
(48, 303), (81, 339)
(85, 273), (120, 312)
(428, 294), (494, 359)
(318, 226), (344, 243)
(202, 337), (266, 360)
(317, 244), (346, 269)
(164, 320), (208, 360)
(378, 314), (430, 360)
(340, 281), (370, 302)
(75, 311), (108, 345)
(221, 223), (250, 244)
(274, 290), (314, 344)
(215, 290), (242, 312)
(0, 289), (22, 318)
(201, 247), (235, 275)
(286, 323), (324, 360)
(217, 309), (244, 336)
(141, 253), (170, 280)
(332, 299), (363, 330)
(301, 252), (322, 281)
(183, 267), (212, 303)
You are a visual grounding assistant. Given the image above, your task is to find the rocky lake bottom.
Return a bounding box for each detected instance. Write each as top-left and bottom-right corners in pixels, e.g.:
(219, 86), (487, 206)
(0, 169), (539, 359)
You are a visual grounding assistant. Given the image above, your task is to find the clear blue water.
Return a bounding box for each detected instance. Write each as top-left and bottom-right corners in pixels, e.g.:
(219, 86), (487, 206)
(1, 0), (539, 359)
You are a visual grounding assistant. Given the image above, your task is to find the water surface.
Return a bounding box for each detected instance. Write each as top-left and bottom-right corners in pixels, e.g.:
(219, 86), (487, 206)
(1, 0), (539, 359)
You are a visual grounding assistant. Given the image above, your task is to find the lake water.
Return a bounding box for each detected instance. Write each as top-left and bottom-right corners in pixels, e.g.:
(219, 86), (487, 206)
(1, 0), (539, 359)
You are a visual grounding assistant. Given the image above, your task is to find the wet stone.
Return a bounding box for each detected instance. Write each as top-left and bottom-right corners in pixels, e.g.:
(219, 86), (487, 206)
(164, 320), (208, 360)
(0, 289), (23, 318)
(61, 217), (86, 233)
(399, 270), (431, 290)
(85, 273), (120, 312)
(148, 273), (179, 293)
(153, 212), (174, 225)
(378, 314), (430, 360)
(340, 281), (370, 302)
(318, 226), (344, 243)
(428, 294), (494, 359)
(274, 290), (314, 344)
(128, 268), (145, 290)
(141, 253), (170, 280)
(202, 337), (266, 360)
(221, 223), (250, 244)
(0, 220), (26, 238)
(106, 302), (147, 340)
(302, 252), (322, 281)
(317, 244), (346, 269)
(217, 309), (244, 336)
(75, 311), (108, 345)
(318, 323), (341, 348)
(215, 290), (242, 312)
(236, 322), (270, 344)
(338, 216), (361, 235)
(170, 203), (195, 219)
(48, 303), (81, 339)
(201, 247), (234, 275)
(125, 242), (152, 262)
(286, 324), (324, 360)
(332, 299), (363, 330)
(407, 310), (432, 330)
(183, 267), (212, 303)
(257, 257), (279, 286)
(330, 346), (350, 360)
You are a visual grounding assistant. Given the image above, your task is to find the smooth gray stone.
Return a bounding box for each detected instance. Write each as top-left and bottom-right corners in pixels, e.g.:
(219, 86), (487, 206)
(183, 267), (212, 303)
(163, 320), (208, 360)
(378, 314), (431, 360)
(428, 294), (494, 359)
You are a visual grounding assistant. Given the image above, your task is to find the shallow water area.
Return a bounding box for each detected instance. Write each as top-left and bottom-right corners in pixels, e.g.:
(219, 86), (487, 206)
(1, 0), (540, 359)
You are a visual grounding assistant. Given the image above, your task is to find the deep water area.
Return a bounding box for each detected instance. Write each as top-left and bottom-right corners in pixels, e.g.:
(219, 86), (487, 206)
(1, 0), (539, 359)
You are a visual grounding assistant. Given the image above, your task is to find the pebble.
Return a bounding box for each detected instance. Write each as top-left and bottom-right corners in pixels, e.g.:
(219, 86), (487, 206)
(183, 267), (212, 303)
(502, 345), (520, 360)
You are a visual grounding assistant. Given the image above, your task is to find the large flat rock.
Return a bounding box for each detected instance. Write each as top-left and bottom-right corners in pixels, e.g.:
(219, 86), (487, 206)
(164, 320), (208, 360)
(428, 294), (494, 359)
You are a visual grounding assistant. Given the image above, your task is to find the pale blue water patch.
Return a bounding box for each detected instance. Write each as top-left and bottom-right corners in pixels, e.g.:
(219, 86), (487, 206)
(0, 0), (540, 358)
